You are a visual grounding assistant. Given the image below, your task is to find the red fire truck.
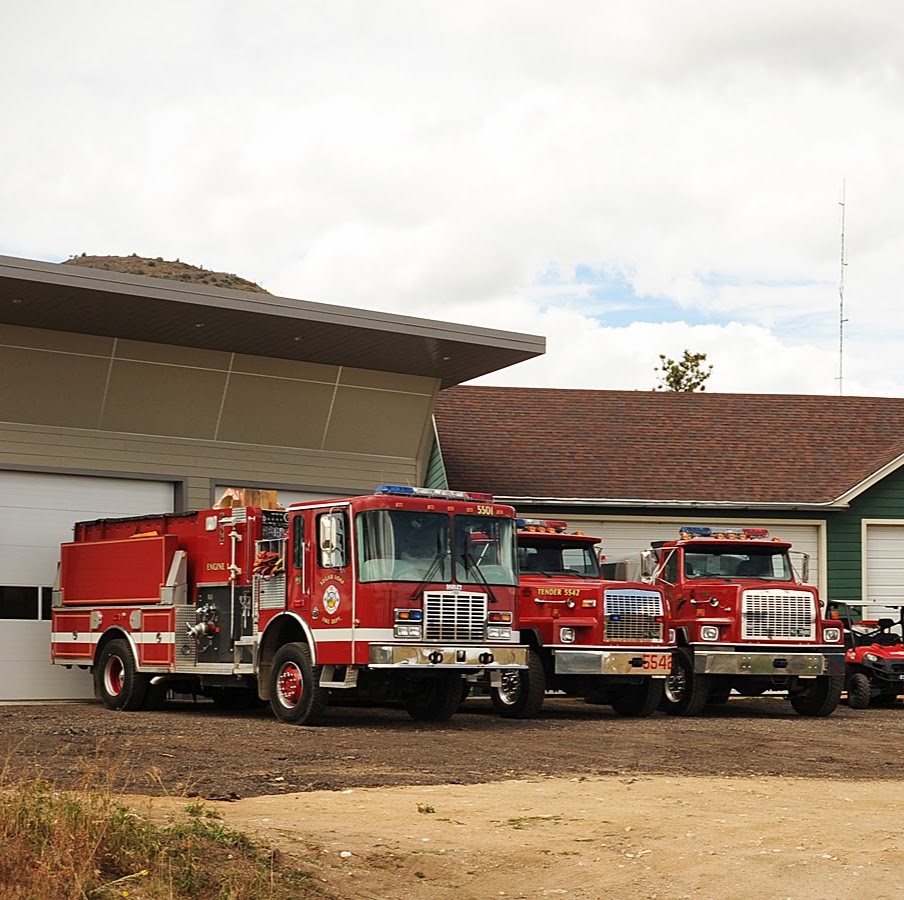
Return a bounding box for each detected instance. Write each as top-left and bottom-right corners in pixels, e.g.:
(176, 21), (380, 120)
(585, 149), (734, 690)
(487, 519), (673, 718)
(50, 485), (528, 725)
(643, 526), (845, 716)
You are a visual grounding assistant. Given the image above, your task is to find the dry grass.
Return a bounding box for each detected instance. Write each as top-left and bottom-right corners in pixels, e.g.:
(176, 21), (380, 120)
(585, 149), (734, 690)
(0, 756), (323, 899)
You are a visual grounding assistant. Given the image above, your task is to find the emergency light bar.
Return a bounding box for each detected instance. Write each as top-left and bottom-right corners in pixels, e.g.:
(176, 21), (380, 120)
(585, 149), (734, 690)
(517, 518), (568, 533)
(376, 484), (495, 502)
(678, 525), (776, 541)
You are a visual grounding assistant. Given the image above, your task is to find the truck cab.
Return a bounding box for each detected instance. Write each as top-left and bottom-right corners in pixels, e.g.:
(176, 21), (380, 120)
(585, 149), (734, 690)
(646, 526), (845, 716)
(489, 519), (673, 718)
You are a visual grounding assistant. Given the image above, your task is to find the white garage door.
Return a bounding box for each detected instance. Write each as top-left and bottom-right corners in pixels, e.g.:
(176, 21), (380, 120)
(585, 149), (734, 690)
(864, 523), (904, 618)
(559, 517), (821, 590)
(0, 471), (174, 701)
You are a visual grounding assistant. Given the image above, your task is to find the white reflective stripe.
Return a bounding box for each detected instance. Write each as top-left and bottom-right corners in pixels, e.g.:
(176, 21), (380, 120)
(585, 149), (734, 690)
(132, 633), (176, 644)
(52, 632), (101, 644)
(51, 632), (176, 645)
(311, 628), (395, 642)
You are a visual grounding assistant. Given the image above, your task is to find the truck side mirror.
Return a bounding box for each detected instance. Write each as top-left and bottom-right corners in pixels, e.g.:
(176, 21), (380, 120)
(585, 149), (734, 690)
(319, 512), (347, 569)
(640, 549), (656, 580)
(800, 553), (810, 583)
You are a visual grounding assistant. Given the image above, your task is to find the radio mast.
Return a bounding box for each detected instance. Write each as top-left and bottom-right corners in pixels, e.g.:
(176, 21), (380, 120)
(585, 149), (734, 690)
(837, 181), (848, 395)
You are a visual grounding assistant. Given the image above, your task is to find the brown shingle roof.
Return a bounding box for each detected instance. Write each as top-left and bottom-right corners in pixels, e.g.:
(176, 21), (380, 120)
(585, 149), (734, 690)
(434, 387), (904, 507)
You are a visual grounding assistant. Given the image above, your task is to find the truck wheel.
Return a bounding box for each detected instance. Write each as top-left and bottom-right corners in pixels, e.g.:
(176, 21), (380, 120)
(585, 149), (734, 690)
(405, 675), (462, 722)
(609, 679), (664, 718)
(490, 650), (546, 719)
(789, 672), (844, 717)
(94, 638), (149, 711)
(269, 643), (328, 725)
(846, 672), (872, 709)
(661, 649), (710, 716)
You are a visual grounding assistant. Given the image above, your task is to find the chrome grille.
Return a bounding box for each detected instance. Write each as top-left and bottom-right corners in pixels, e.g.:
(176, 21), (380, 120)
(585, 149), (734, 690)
(604, 588), (664, 642)
(423, 591), (487, 641)
(742, 590), (816, 640)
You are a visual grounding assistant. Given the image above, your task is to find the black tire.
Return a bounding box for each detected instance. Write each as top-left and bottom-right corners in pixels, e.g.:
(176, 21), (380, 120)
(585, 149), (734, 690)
(708, 683), (733, 705)
(609, 679), (664, 718)
(790, 672), (844, 717)
(94, 638), (149, 711)
(405, 675), (463, 722)
(661, 649), (710, 716)
(269, 643), (328, 725)
(846, 672), (871, 709)
(490, 650), (546, 719)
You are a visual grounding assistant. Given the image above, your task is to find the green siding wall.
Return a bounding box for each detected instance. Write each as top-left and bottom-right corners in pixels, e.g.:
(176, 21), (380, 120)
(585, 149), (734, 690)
(424, 429), (449, 490)
(826, 465), (904, 602)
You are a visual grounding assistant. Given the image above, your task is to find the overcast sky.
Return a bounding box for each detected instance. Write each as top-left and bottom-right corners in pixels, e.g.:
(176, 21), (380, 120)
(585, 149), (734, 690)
(3, 2), (903, 396)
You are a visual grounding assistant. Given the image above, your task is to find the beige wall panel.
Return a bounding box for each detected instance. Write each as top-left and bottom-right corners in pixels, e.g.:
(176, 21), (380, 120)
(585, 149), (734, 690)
(0, 323), (114, 356)
(100, 360), (226, 439)
(232, 354), (339, 383)
(324, 387), (433, 457)
(0, 420), (420, 513)
(0, 347), (107, 428)
(340, 367), (438, 394)
(217, 373), (334, 447)
(114, 339), (232, 370)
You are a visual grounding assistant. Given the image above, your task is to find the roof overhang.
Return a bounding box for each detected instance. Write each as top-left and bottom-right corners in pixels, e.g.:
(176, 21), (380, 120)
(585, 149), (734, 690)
(0, 255), (545, 388)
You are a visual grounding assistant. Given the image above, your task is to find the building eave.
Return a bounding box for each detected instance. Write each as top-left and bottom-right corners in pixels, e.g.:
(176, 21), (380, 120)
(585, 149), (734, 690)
(0, 255), (545, 388)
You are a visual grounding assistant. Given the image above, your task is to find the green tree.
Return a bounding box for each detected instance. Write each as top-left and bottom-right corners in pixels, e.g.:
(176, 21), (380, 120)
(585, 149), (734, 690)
(654, 350), (713, 392)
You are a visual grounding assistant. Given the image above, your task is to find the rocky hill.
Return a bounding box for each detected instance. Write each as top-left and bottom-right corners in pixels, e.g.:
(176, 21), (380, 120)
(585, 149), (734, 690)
(62, 254), (269, 294)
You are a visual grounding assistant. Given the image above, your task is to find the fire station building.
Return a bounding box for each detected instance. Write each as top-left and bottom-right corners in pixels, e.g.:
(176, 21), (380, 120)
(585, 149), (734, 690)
(434, 385), (904, 617)
(0, 255), (544, 701)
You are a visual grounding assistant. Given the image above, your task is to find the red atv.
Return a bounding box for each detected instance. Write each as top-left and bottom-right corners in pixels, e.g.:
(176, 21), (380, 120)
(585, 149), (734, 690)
(835, 604), (904, 709)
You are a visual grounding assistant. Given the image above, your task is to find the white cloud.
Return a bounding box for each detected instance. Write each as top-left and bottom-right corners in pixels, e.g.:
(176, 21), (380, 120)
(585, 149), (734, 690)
(2, 2), (904, 396)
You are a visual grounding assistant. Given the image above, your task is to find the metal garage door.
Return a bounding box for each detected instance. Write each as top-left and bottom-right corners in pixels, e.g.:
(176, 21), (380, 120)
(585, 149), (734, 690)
(0, 471), (174, 701)
(864, 522), (904, 618)
(559, 517), (821, 590)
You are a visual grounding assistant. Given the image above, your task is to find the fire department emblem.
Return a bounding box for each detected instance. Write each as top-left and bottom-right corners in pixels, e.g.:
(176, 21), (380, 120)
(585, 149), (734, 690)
(323, 585), (341, 615)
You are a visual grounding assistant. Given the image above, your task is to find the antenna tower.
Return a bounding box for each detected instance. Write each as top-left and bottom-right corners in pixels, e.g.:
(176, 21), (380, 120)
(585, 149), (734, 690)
(837, 181), (848, 395)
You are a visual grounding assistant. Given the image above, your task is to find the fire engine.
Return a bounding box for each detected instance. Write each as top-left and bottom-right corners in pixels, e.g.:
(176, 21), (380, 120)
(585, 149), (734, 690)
(487, 519), (673, 718)
(642, 526), (845, 716)
(50, 485), (528, 725)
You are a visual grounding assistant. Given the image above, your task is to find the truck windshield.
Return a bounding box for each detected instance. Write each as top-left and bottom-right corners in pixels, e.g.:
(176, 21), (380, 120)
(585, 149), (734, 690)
(518, 539), (601, 578)
(356, 510), (451, 583)
(454, 516), (518, 586)
(683, 546), (794, 581)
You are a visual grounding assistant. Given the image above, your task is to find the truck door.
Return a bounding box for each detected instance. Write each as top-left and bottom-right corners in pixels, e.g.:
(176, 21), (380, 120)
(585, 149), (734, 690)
(312, 507), (355, 664)
(287, 510), (312, 610)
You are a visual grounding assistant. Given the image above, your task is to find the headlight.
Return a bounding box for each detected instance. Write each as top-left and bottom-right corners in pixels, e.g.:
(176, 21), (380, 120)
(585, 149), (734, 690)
(823, 626), (842, 643)
(864, 652), (878, 663)
(393, 624), (423, 639)
(559, 627), (576, 643)
(486, 625), (512, 641)
(700, 625), (720, 641)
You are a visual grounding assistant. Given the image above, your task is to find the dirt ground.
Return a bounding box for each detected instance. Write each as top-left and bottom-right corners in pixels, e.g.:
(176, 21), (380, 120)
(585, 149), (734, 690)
(4, 694), (904, 898)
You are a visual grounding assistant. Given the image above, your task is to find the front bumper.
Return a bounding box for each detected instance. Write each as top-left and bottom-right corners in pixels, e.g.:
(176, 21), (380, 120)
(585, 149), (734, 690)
(694, 649), (845, 677)
(369, 644), (528, 669)
(554, 648), (672, 676)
